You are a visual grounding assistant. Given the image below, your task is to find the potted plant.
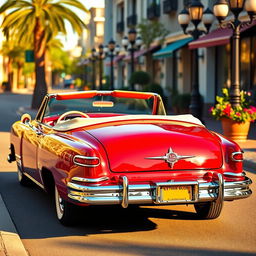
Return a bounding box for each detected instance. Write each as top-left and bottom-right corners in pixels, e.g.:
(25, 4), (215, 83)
(210, 88), (256, 142)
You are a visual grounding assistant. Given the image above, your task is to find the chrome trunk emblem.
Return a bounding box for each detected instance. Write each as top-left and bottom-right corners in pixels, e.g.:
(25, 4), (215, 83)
(145, 147), (195, 168)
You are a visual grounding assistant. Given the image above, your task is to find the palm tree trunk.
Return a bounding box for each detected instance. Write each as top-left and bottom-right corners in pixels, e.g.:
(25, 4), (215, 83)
(31, 17), (48, 109)
(17, 62), (23, 89)
(7, 58), (13, 91)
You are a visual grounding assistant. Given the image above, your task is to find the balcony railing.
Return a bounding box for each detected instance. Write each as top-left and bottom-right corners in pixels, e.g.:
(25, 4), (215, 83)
(127, 14), (137, 27)
(163, 0), (178, 14)
(116, 21), (124, 33)
(147, 4), (160, 20)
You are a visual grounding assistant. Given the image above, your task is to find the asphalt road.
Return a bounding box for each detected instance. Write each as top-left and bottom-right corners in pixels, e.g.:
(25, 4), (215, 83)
(0, 92), (255, 256)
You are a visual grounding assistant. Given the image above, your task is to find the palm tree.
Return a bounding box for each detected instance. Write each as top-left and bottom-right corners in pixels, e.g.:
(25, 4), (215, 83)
(1, 41), (25, 91)
(0, 0), (87, 109)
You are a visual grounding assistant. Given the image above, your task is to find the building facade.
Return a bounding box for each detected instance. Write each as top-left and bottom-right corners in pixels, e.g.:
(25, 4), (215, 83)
(104, 0), (256, 114)
(79, 3), (105, 88)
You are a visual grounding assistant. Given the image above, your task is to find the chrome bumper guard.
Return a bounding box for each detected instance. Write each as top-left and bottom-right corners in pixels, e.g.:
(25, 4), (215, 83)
(67, 174), (252, 208)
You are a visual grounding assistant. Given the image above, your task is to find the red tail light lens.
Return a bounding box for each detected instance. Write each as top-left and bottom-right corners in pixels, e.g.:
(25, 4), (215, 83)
(231, 152), (243, 162)
(73, 155), (100, 167)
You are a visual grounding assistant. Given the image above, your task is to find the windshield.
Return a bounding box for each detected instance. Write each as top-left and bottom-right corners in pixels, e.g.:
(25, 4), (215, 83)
(44, 95), (158, 117)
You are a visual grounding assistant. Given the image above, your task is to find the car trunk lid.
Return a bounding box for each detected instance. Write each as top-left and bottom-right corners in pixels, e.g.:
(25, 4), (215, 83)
(86, 121), (223, 172)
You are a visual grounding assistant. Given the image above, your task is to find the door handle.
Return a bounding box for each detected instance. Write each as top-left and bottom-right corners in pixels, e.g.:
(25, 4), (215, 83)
(36, 130), (43, 136)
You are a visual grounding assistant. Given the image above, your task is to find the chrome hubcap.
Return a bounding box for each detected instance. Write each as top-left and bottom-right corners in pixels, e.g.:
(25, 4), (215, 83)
(17, 169), (22, 182)
(55, 186), (64, 219)
(58, 196), (64, 213)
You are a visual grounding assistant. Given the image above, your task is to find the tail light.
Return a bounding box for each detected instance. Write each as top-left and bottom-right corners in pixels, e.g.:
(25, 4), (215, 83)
(231, 152), (243, 162)
(73, 155), (100, 167)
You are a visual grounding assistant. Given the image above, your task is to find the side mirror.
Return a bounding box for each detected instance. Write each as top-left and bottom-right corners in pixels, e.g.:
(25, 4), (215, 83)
(21, 113), (32, 124)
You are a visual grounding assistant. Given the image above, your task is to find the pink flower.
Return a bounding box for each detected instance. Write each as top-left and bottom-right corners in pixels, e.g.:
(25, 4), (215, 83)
(236, 112), (241, 117)
(244, 108), (253, 115)
(250, 106), (256, 113)
(209, 107), (214, 113)
(223, 104), (231, 116)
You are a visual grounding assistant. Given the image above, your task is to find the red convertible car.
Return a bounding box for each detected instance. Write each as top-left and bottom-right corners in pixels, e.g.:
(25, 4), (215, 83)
(8, 90), (252, 225)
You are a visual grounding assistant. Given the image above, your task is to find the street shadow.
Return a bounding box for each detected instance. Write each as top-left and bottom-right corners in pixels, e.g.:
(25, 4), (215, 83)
(244, 149), (256, 152)
(0, 172), (255, 256)
(58, 240), (256, 256)
(0, 172), (202, 240)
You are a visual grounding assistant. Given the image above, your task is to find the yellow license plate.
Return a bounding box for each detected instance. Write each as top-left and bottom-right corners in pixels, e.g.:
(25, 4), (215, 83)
(160, 185), (192, 202)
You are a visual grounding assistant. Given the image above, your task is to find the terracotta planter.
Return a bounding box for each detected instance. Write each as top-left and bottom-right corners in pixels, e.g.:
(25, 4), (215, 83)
(221, 118), (250, 142)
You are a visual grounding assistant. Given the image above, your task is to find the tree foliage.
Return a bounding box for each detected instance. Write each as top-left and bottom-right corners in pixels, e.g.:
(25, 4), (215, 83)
(0, 0), (88, 109)
(129, 71), (151, 86)
(137, 19), (169, 48)
(0, 40), (25, 90)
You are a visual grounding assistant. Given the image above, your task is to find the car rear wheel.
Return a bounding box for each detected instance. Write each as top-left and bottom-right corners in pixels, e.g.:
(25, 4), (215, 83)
(55, 185), (76, 226)
(194, 201), (223, 219)
(17, 166), (32, 186)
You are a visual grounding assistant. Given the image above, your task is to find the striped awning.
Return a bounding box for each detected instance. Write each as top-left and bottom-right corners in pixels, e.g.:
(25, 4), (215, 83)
(189, 20), (256, 49)
(153, 37), (193, 59)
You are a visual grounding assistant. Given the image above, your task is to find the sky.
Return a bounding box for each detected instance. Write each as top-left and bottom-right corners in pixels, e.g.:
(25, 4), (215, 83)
(0, 0), (104, 50)
(62, 0), (105, 50)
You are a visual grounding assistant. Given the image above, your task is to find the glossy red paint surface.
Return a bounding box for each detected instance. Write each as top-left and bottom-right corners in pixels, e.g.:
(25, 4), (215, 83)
(77, 121), (223, 172)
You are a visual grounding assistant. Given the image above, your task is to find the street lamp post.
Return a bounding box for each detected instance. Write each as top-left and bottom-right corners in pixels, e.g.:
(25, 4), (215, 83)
(122, 28), (142, 90)
(90, 48), (97, 90)
(98, 44), (104, 90)
(178, 0), (214, 120)
(104, 39), (120, 90)
(213, 0), (256, 108)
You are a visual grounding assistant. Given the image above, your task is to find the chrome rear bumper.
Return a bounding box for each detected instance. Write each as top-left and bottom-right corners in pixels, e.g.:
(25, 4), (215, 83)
(67, 174), (252, 207)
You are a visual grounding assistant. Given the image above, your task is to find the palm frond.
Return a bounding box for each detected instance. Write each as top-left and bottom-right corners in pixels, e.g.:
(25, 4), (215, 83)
(55, 0), (88, 13)
(1, 9), (32, 33)
(51, 4), (86, 34)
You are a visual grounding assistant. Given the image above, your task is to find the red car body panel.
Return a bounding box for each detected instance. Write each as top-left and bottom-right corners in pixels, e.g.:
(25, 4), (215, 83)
(78, 122), (223, 172)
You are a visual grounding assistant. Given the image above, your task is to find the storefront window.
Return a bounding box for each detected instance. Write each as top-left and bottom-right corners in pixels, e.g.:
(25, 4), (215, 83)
(216, 34), (256, 95)
(240, 36), (256, 91)
(215, 44), (231, 96)
(241, 37), (251, 90)
(251, 37), (256, 89)
(148, 0), (160, 7)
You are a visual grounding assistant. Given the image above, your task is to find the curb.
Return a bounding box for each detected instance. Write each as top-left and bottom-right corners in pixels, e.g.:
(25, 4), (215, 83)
(0, 195), (29, 256)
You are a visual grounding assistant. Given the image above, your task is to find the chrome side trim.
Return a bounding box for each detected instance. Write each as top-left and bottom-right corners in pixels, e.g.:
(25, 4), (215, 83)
(15, 154), (21, 160)
(231, 152), (243, 162)
(73, 155), (100, 167)
(72, 176), (109, 183)
(67, 176), (252, 205)
(223, 172), (246, 177)
(121, 176), (129, 208)
(23, 172), (44, 189)
(15, 154), (22, 166)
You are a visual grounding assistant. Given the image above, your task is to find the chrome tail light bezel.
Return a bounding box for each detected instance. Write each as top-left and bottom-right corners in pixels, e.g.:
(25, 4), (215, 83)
(73, 155), (100, 167)
(231, 152), (244, 162)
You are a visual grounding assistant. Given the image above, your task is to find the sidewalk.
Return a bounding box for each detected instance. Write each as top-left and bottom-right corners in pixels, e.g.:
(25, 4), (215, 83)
(204, 117), (256, 170)
(0, 194), (28, 256)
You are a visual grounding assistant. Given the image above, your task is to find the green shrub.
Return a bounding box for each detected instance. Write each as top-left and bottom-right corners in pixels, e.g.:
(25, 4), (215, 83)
(171, 93), (191, 114)
(144, 82), (164, 98)
(129, 71), (151, 86)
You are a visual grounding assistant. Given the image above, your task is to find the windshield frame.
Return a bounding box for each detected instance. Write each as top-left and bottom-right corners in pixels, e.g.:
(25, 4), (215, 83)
(36, 91), (166, 123)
